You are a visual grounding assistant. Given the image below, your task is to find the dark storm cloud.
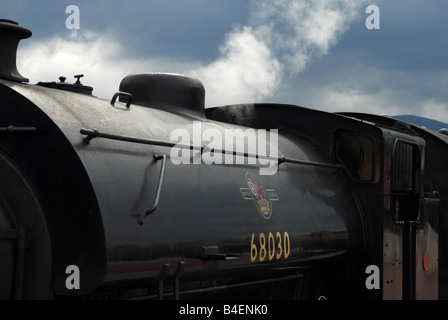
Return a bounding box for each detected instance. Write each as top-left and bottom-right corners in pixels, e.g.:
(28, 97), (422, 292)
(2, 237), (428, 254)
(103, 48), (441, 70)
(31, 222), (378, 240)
(337, 0), (448, 72)
(4, 0), (250, 61)
(268, 0), (448, 121)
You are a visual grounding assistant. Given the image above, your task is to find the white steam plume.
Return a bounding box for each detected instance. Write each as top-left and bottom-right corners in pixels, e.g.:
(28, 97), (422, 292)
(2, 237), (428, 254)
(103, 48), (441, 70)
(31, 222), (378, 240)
(191, 26), (282, 107)
(191, 0), (369, 106)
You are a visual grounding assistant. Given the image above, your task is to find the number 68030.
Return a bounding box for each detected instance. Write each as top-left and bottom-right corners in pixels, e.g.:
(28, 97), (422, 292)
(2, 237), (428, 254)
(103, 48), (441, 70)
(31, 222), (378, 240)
(250, 232), (290, 263)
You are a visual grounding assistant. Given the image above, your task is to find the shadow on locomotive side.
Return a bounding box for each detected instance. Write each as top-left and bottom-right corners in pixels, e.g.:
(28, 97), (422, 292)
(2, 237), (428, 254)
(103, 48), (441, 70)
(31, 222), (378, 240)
(0, 19), (447, 300)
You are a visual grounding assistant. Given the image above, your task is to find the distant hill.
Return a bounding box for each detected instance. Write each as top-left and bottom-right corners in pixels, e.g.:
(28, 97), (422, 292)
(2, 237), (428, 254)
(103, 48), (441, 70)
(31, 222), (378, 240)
(393, 115), (448, 132)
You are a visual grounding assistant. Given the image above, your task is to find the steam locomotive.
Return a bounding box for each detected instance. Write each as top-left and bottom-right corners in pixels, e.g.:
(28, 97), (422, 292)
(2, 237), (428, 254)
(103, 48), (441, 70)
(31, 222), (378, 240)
(1, 19), (447, 300)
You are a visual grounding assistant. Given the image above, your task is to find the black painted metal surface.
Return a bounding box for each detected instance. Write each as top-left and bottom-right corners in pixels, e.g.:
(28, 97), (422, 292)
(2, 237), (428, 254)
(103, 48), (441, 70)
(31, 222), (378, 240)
(0, 79), (365, 298)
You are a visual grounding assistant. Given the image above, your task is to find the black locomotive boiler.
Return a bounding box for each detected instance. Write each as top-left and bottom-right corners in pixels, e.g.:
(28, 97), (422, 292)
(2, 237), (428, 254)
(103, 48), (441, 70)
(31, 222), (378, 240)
(0, 19), (447, 300)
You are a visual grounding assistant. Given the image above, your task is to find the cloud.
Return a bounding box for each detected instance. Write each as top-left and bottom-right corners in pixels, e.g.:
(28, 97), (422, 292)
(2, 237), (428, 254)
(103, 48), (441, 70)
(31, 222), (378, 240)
(316, 86), (448, 124)
(18, 0), (368, 108)
(249, 0), (367, 75)
(13, 0), (448, 123)
(17, 30), (200, 100)
(421, 99), (448, 124)
(311, 87), (405, 116)
(276, 62), (448, 124)
(189, 0), (369, 106)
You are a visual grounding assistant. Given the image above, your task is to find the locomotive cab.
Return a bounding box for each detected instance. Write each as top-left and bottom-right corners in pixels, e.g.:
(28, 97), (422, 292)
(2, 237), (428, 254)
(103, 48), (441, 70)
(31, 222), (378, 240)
(337, 113), (439, 300)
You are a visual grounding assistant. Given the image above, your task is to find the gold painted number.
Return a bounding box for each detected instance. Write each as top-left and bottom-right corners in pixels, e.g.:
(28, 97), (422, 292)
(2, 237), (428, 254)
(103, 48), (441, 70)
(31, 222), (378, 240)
(251, 233), (257, 262)
(251, 232), (290, 263)
(259, 233), (266, 262)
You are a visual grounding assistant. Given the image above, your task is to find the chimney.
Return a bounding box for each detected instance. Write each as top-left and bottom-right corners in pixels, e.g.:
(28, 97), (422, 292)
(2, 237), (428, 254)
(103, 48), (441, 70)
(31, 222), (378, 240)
(0, 19), (32, 83)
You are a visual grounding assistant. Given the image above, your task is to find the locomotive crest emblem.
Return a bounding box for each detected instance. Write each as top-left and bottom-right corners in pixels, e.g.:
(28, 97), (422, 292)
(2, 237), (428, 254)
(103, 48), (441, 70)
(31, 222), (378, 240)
(240, 172), (278, 219)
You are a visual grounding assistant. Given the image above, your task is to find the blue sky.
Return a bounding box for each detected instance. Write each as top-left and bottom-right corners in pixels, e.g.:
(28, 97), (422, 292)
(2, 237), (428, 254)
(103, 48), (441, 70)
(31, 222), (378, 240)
(3, 0), (448, 124)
